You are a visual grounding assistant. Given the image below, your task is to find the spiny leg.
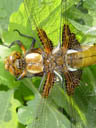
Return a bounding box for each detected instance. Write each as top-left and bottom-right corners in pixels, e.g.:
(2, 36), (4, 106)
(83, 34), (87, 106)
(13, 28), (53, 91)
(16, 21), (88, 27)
(14, 29), (36, 49)
(3, 40), (26, 55)
(16, 70), (26, 80)
(14, 29), (35, 39)
(54, 70), (63, 84)
(54, 70), (65, 89)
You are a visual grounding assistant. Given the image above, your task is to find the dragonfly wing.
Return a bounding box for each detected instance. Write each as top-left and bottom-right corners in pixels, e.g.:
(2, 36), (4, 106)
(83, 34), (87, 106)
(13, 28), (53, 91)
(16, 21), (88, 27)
(62, 24), (84, 127)
(61, 8), (84, 127)
(62, 24), (81, 51)
(23, 0), (39, 28)
(62, 23), (82, 94)
(24, 0), (53, 53)
(64, 70), (82, 95)
(37, 29), (53, 53)
(42, 72), (55, 97)
(62, 24), (71, 49)
(62, 70), (85, 128)
(30, 72), (73, 128)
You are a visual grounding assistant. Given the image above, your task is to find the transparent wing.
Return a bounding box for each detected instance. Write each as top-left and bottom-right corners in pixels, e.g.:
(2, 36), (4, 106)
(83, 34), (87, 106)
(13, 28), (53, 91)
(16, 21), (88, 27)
(23, 0), (62, 46)
(61, 1), (96, 126)
(60, 1), (91, 128)
(23, 75), (72, 128)
(54, 74), (94, 128)
(61, 0), (84, 51)
(25, 92), (72, 128)
(24, 0), (55, 53)
(63, 71), (84, 128)
(18, 69), (96, 128)
(62, 24), (82, 50)
(61, 0), (82, 95)
(24, 0), (54, 28)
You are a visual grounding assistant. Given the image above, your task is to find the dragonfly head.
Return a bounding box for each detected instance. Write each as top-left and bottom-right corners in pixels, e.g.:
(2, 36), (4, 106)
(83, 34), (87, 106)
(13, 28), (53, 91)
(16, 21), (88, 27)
(4, 51), (25, 77)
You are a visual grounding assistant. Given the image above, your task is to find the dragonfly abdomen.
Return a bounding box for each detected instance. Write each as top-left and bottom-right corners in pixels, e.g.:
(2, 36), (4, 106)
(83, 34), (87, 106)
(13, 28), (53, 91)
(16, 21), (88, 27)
(67, 45), (96, 69)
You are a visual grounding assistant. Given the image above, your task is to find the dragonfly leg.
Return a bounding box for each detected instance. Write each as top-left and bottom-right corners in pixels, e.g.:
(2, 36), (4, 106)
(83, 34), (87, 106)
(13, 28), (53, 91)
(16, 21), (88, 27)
(3, 40), (26, 55)
(54, 70), (63, 83)
(14, 29), (36, 49)
(14, 29), (35, 40)
(30, 38), (36, 50)
(16, 70), (26, 80)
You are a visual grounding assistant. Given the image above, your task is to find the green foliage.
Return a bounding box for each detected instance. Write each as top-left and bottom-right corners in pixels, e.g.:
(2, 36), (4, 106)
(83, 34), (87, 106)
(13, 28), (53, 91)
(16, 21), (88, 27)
(0, 0), (23, 37)
(0, 90), (21, 128)
(0, 0), (96, 128)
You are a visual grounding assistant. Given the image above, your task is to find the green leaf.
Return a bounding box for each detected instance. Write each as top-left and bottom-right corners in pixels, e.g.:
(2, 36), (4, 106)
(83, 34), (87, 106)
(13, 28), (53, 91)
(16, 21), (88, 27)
(14, 81), (35, 104)
(0, 90), (21, 128)
(0, 0), (23, 37)
(0, 90), (13, 122)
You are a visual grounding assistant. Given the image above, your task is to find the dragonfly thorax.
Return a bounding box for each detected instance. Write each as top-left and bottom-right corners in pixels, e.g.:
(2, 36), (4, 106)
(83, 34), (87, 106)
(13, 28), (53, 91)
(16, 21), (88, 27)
(43, 48), (68, 73)
(25, 53), (43, 74)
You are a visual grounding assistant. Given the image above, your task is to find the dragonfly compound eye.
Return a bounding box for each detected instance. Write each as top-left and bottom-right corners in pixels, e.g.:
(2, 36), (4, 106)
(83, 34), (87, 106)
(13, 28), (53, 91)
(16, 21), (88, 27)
(4, 57), (10, 70)
(4, 51), (23, 76)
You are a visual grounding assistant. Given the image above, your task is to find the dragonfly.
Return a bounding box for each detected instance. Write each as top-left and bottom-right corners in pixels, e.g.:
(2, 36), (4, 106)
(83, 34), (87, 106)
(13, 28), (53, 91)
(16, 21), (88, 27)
(4, 0), (96, 128)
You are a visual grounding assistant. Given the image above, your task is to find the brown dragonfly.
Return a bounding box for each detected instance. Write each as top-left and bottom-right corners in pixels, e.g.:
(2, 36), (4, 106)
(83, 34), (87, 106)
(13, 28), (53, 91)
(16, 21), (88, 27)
(4, 0), (96, 128)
